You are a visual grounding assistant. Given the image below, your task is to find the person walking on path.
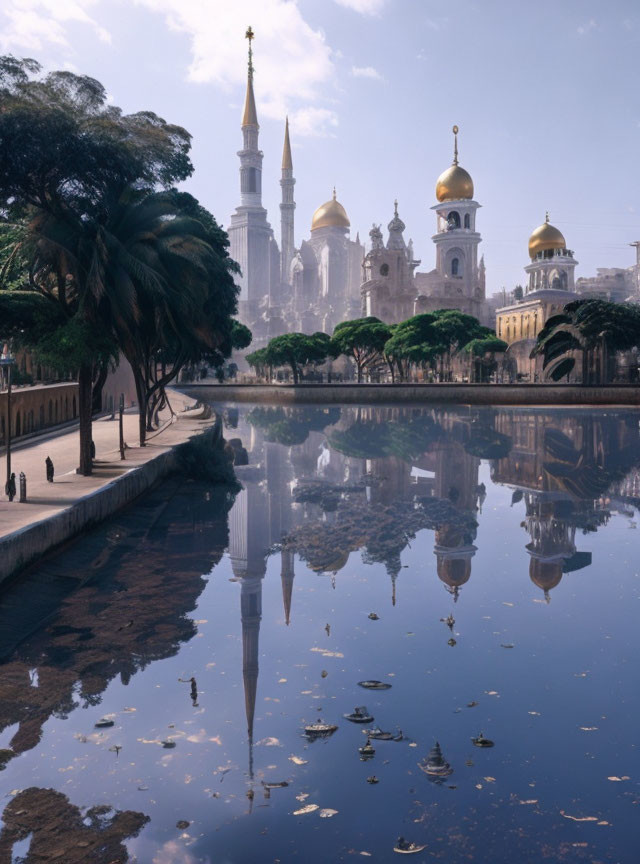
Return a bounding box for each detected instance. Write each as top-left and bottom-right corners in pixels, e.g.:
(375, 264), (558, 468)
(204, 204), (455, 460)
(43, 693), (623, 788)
(5, 472), (16, 501)
(45, 456), (54, 483)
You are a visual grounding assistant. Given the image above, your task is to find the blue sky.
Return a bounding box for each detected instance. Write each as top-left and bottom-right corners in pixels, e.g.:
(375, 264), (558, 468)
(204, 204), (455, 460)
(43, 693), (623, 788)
(2, 0), (639, 293)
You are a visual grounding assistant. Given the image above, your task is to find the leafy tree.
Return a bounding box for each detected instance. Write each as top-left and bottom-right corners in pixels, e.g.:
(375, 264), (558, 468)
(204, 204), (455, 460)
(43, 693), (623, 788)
(246, 347), (271, 379)
(431, 309), (489, 381)
(383, 313), (444, 381)
(531, 299), (640, 383)
(0, 58), (238, 470)
(262, 332), (329, 384)
(462, 335), (508, 382)
(330, 317), (392, 382)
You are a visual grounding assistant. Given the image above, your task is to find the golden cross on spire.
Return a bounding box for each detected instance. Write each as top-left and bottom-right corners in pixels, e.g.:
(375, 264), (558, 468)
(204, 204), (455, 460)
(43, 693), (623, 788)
(452, 124), (459, 166)
(245, 26), (255, 78)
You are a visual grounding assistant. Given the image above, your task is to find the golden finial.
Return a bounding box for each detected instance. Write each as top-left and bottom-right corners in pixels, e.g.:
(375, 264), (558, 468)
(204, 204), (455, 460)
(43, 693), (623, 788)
(332, 186), (337, 200)
(452, 124), (459, 166)
(545, 210), (550, 223)
(394, 198), (399, 217)
(245, 26), (255, 78)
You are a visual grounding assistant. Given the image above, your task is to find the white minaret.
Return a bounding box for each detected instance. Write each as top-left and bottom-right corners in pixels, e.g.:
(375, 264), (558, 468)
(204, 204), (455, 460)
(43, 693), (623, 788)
(228, 27), (275, 321)
(432, 126), (483, 305)
(280, 117), (296, 284)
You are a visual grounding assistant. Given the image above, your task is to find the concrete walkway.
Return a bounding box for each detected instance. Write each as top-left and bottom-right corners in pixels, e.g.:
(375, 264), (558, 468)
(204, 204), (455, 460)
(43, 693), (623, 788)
(0, 389), (212, 541)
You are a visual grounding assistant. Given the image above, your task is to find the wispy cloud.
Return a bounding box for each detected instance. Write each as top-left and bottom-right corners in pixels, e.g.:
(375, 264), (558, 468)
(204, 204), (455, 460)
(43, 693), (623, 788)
(289, 106), (339, 138)
(577, 18), (596, 36)
(351, 65), (383, 80)
(333, 0), (386, 15)
(0, 0), (110, 53)
(133, 0), (336, 122)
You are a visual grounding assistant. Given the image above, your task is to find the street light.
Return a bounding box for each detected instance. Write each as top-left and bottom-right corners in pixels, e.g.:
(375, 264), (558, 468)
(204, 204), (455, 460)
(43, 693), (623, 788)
(0, 354), (16, 486)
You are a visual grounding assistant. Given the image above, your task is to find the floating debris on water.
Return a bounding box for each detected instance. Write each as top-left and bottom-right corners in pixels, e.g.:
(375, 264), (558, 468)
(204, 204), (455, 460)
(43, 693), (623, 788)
(176, 820), (190, 830)
(344, 706), (374, 724)
(359, 738), (375, 760)
(394, 838), (427, 854)
(358, 680), (392, 690)
(304, 721), (338, 739)
(419, 741), (453, 778)
(161, 740), (176, 749)
(367, 776), (379, 784)
(368, 612), (380, 621)
(448, 638), (457, 647)
(94, 718), (114, 729)
(471, 732), (494, 748)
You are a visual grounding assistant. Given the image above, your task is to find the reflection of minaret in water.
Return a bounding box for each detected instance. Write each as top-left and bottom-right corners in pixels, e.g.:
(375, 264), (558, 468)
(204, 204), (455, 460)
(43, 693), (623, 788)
(524, 494), (585, 603)
(229, 481), (269, 779)
(281, 549), (295, 625)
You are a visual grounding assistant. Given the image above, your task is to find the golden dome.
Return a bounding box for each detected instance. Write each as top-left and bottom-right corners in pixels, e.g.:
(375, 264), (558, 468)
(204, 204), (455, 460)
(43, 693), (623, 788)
(528, 214), (566, 259)
(435, 124), (474, 202)
(311, 189), (350, 231)
(436, 165), (474, 202)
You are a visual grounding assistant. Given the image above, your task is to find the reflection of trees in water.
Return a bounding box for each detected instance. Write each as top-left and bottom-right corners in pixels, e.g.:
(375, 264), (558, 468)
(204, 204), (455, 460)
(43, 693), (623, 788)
(247, 406), (341, 446)
(328, 413), (444, 462)
(0, 787), (148, 863)
(0, 480), (236, 768)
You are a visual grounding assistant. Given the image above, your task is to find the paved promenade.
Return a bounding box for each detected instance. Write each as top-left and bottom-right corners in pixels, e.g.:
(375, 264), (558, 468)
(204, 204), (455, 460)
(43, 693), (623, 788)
(0, 389), (212, 541)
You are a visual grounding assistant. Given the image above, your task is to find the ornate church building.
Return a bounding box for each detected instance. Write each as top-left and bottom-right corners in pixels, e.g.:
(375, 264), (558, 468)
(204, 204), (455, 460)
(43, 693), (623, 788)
(361, 127), (488, 325)
(229, 33), (490, 342)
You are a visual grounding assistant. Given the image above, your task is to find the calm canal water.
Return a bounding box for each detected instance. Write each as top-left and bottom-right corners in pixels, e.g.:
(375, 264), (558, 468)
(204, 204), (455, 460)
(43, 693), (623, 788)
(0, 404), (639, 863)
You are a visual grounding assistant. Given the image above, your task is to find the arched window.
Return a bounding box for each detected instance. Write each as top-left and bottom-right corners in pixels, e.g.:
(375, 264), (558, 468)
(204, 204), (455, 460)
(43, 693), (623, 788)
(48, 400), (53, 423)
(65, 397), (69, 419)
(447, 211), (460, 229)
(464, 213), (470, 229)
(39, 405), (45, 428)
(54, 401), (59, 422)
(380, 263), (389, 276)
(451, 257), (460, 276)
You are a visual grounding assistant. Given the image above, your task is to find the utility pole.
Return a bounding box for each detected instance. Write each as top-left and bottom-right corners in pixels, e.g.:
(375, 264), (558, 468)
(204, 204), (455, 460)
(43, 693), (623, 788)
(1, 355), (15, 486)
(119, 393), (125, 460)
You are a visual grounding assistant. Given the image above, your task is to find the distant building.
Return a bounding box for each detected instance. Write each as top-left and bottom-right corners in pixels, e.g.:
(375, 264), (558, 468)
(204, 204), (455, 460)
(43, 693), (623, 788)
(496, 215), (579, 378)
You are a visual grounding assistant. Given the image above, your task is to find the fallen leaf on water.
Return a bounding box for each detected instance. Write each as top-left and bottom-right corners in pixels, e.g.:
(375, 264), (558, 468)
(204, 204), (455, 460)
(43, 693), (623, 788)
(319, 808), (338, 818)
(484, 777), (496, 783)
(580, 727), (598, 732)
(123, 707), (137, 713)
(560, 811), (598, 822)
(409, 743), (418, 748)
(597, 821), (610, 826)
(502, 602), (514, 607)
(289, 756), (308, 765)
(607, 776), (630, 782)
(310, 647), (344, 658)
(528, 711), (541, 716)
(296, 793), (309, 802)
(475, 783), (483, 790)
(293, 804), (319, 815)
(301, 690), (312, 695)
(359, 853), (372, 857)
(278, 678), (287, 684)
(486, 691), (499, 696)
(519, 799), (538, 805)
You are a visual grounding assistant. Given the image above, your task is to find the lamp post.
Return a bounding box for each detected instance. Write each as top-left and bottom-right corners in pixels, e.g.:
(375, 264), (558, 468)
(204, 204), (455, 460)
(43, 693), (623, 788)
(1, 354), (15, 486)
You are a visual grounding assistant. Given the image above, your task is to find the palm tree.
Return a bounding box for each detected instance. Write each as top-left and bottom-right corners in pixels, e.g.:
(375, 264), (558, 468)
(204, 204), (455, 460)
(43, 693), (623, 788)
(531, 300), (640, 384)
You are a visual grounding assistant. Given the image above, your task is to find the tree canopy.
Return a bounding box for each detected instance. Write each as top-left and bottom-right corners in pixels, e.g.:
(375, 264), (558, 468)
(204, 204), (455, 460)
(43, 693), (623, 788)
(330, 317), (393, 382)
(253, 332), (330, 383)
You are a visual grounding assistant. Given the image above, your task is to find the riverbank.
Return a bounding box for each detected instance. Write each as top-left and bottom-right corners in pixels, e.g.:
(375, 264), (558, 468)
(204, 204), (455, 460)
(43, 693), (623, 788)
(179, 381), (640, 406)
(0, 389), (217, 584)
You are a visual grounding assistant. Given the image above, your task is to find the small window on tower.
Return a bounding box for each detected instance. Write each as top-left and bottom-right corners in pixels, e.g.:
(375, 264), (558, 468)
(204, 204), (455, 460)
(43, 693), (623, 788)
(380, 263), (389, 276)
(447, 211), (460, 229)
(464, 213), (471, 228)
(248, 167), (257, 193)
(451, 257), (460, 276)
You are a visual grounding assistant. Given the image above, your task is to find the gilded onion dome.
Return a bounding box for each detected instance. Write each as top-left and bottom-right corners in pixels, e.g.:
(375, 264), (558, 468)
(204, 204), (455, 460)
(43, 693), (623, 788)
(528, 213), (566, 259)
(435, 125), (474, 202)
(311, 188), (350, 231)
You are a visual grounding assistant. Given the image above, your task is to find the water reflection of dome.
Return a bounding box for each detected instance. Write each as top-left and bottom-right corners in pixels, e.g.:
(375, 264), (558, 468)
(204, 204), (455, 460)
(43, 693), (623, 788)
(308, 549), (350, 573)
(434, 543), (477, 599)
(529, 556), (563, 601)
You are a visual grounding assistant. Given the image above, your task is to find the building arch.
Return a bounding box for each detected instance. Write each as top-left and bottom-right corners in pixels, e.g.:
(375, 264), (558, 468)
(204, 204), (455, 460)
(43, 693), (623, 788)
(447, 211), (461, 229)
(464, 213), (471, 229)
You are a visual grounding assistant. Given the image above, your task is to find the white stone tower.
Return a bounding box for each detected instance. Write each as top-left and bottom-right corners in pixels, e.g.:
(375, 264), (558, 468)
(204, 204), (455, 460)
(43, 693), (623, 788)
(525, 213), (577, 293)
(280, 117), (296, 284)
(432, 126), (484, 311)
(228, 27), (275, 323)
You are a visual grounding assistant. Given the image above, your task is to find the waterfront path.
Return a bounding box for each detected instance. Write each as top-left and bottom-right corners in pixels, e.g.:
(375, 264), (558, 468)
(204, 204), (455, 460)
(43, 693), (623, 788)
(0, 389), (213, 542)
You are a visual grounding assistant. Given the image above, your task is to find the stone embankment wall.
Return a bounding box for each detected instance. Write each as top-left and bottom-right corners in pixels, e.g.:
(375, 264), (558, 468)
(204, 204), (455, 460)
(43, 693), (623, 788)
(0, 424), (221, 585)
(180, 382), (640, 406)
(0, 382), (79, 445)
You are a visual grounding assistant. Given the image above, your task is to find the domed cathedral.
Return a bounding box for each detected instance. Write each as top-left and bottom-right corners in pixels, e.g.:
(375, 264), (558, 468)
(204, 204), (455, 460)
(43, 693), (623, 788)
(361, 202), (421, 323)
(288, 189), (364, 334)
(496, 213), (579, 379)
(413, 126), (488, 324)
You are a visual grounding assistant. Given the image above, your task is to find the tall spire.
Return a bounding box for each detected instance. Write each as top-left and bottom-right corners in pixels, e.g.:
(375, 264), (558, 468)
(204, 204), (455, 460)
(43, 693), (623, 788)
(242, 26), (258, 128)
(282, 116), (293, 171)
(280, 116), (296, 283)
(452, 124), (459, 166)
